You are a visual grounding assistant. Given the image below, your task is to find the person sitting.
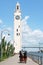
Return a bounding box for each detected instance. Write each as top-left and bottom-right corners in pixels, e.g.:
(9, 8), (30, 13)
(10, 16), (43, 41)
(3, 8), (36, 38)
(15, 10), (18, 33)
(19, 51), (22, 62)
(19, 50), (27, 63)
(24, 51), (27, 63)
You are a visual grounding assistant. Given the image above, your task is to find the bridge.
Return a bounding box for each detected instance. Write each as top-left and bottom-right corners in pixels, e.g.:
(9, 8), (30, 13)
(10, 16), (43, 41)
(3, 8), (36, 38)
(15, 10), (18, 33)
(22, 47), (43, 48)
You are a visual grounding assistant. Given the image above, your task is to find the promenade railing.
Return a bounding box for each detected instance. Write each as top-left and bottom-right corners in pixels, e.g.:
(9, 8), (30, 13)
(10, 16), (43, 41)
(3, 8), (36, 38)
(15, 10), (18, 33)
(22, 47), (43, 65)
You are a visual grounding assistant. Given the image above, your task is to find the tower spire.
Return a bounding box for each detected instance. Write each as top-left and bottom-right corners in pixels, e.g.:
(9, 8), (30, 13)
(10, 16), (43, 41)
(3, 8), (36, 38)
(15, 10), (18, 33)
(16, 2), (20, 11)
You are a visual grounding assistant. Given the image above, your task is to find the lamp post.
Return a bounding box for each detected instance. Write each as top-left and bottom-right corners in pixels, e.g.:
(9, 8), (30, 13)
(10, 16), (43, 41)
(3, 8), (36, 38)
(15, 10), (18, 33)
(1, 29), (10, 60)
(39, 42), (40, 53)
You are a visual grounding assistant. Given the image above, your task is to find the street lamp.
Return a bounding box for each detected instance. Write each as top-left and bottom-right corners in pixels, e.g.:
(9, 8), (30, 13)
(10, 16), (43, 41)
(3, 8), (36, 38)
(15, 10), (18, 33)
(1, 29), (10, 60)
(39, 42), (41, 53)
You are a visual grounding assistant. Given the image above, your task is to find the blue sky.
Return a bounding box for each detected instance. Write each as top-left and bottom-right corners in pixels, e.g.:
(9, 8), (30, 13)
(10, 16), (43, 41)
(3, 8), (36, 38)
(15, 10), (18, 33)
(0, 0), (43, 30)
(0, 0), (43, 51)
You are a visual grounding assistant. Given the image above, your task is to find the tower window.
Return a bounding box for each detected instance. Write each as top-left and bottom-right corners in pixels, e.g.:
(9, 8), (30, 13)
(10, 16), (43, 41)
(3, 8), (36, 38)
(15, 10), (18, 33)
(16, 33), (20, 36)
(16, 33), (18, 36)
(18, 25), (20, 28)
(19, 33), (20, 35)
(17, 6), (19, 9)
(16, 29), (18, 32)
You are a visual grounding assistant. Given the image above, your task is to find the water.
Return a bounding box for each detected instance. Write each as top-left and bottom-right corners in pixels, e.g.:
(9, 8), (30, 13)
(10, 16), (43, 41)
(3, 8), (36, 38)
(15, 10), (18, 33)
(22, 48), (39, 52)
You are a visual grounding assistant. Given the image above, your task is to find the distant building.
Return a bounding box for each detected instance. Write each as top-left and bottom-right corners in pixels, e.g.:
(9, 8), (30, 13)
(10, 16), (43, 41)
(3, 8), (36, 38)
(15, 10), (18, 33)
(14, 2), (22, 53)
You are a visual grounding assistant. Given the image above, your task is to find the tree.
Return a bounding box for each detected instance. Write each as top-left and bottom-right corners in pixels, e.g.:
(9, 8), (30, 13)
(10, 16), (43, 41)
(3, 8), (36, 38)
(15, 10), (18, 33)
(6, 41), (15, 57)
(0, 36), (15, 61)
(0, 44), (1, 58)
(10, 44), (15, 56)
(1, 37), (7, 58)
(6, 41), (10, 57)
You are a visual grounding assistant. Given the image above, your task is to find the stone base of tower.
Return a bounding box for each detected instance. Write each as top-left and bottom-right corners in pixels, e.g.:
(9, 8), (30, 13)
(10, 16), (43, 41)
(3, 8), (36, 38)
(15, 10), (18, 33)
(14, 46), (21, 53)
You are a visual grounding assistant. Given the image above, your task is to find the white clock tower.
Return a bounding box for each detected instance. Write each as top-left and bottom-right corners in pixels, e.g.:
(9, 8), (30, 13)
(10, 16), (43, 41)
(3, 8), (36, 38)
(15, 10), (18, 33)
(14, 2), (21, 53)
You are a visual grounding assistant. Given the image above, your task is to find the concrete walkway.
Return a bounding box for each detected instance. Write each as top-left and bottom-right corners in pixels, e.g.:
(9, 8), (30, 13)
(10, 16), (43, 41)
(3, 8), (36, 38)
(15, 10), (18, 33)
(0, 54), (38, 65)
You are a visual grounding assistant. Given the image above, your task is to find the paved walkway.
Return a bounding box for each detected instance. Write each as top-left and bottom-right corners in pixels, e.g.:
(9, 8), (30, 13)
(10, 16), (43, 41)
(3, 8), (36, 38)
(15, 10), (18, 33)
(0, 54), (38, 65)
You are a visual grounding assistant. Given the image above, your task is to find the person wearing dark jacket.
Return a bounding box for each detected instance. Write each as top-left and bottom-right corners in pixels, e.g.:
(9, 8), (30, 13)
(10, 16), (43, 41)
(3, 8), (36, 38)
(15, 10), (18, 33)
(24, 51), (27, 63)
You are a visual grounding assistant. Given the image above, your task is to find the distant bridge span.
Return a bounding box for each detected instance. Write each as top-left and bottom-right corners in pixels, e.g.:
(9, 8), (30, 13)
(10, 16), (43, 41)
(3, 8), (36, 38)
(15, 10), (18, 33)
(22, 47), (43, 48)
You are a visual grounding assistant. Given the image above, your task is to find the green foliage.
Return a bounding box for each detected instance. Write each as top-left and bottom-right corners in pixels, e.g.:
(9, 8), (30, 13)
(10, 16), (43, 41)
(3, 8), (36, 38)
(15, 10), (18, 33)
(0, 44), (1, 58)
(0, 37), (15, 61)
(9, 44), (15, 56)
(1, 37), (7, 57)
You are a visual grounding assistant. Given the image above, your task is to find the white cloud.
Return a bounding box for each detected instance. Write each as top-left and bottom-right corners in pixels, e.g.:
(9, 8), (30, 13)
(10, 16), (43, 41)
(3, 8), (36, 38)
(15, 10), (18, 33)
(22, 16), (43, 47)
(22, 16), (30, 22)
(24, 16), (30, 20)
(7, 27), (12, 32)
(0, 19), (3, 24)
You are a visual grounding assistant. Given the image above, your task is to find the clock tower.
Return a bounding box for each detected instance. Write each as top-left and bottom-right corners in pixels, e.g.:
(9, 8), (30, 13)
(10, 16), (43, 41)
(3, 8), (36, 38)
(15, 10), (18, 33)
(14, 2), (21, 53)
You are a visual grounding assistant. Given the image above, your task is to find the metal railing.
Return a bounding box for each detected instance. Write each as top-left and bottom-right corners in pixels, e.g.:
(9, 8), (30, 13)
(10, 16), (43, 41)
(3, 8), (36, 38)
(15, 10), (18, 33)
(22, 47), (43, 65)
(28, 52), (43, 65)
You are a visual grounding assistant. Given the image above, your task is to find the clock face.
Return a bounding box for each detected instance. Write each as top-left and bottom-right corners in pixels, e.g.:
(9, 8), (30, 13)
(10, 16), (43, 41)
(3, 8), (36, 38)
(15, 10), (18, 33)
(15, 15), (20, 20)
